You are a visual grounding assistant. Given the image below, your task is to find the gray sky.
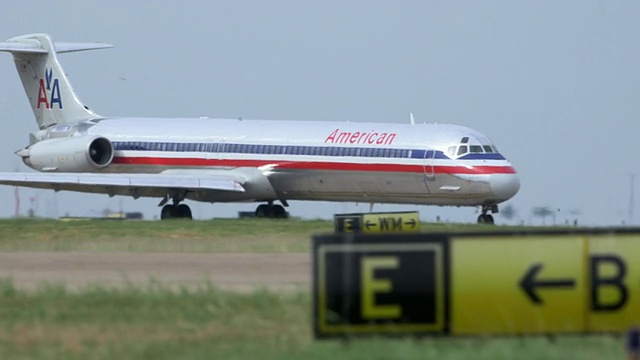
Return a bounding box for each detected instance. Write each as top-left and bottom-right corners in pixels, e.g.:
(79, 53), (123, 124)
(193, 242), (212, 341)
(1, 1), (639, 225)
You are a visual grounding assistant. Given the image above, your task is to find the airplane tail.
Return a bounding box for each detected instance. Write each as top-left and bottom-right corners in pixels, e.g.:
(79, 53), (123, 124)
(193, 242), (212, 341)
(0, 34), (112, 129)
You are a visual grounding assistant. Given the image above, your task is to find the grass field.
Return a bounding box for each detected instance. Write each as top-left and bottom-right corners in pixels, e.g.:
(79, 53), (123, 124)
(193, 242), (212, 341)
(0, 218), (542, 252)
(0, 218), (627, 359)
(0, 281), (624, 360)
(0, 218), (329, 252)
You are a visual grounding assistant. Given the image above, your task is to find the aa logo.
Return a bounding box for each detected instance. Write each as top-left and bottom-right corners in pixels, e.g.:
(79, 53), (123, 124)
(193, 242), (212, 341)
(37, 68), (63, 109)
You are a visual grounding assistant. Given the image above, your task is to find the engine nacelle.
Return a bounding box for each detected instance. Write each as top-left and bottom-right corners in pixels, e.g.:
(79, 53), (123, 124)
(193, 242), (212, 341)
(21, 136), (114, 172)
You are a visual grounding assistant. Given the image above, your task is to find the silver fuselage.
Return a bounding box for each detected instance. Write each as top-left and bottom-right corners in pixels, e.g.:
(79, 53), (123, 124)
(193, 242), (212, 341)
(33, 116), (520, 206)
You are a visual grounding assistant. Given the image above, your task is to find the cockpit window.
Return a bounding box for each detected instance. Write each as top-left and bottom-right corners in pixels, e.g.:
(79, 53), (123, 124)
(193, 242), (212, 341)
(447, 146), (456, 157)
(461, 137), (469, 144)
(470, 145), (483, 153)
(483, 145), (493, 153)
(457, 145), (468, 156)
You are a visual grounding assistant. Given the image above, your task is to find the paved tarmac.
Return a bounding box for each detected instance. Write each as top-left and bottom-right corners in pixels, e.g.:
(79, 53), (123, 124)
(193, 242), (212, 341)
(0, 252), (310, 292)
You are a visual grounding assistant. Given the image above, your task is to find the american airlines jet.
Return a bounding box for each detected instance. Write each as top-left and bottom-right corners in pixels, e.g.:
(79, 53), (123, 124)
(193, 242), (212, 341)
(0, 34), (519, 224)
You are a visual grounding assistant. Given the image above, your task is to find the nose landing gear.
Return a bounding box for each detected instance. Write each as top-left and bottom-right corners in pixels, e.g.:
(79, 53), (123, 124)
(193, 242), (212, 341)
(477, 204), (498, 225)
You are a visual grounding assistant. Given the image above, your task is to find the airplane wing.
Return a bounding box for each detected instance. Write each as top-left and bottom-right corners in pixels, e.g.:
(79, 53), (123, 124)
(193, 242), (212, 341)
(0, 171), (245, 198)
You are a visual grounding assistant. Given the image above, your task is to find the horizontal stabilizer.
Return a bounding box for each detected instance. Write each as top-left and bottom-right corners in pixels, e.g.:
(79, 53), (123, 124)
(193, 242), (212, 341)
(0, 42), (47, 53)
(0, 41), (113, 54)
(54, 42), (114, 53)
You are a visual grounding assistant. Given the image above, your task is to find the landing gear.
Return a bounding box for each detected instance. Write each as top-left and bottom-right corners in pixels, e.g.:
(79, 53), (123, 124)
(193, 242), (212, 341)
(160, 204), (193, 220)
(255, 202), (288, 219)
(477, 204), (498, 225)
(159, 192), (192, 220)
(477, 214), (494, 224)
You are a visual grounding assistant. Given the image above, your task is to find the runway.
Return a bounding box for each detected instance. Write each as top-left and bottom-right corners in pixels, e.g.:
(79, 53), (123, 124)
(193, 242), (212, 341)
(0, 252), (311, 292)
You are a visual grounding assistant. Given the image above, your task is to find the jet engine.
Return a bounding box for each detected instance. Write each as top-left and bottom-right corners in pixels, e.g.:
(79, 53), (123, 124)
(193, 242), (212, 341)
(20, 135), (114, 172)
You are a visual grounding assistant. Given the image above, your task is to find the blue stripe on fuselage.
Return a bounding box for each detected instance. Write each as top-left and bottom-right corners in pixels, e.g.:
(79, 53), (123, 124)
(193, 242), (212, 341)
(111, 141), (504, 161)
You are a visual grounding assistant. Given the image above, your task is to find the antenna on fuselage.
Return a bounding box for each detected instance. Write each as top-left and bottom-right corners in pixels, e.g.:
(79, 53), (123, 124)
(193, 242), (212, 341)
(409, 112), (416, 126)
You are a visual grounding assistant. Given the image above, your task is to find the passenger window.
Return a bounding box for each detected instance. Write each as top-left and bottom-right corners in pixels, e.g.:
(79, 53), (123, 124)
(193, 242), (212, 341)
(457, 145), (468, 156)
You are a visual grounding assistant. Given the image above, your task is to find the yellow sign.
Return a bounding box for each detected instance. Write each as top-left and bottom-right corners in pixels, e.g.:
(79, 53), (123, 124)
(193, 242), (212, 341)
(313, 230), (640, 338)
(450, 235), (586, 335)
(361, 212), (420, 233)
(333, 211), (420, 233)
(450, 233), (640, 335)
(587, 234), (640, 332)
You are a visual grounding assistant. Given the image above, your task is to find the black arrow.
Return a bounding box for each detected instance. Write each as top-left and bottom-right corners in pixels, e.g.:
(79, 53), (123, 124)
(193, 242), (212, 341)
(404, 219), (417, 228)
(364, 220), (376, 230)
(519, 263), (575, 304)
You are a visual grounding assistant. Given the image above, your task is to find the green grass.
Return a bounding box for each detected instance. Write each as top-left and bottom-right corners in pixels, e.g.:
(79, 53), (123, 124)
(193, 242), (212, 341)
(0, 218), (331, 252)
(0, 281), (624, 360)
(0, 218), (547, 252)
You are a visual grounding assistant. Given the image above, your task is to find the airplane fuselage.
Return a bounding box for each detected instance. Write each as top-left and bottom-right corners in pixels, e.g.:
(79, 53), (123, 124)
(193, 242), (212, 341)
(38, 116), (520, 207)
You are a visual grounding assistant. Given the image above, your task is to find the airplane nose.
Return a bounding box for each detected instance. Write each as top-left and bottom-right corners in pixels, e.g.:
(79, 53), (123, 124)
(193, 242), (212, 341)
(490, 173), (520, 201)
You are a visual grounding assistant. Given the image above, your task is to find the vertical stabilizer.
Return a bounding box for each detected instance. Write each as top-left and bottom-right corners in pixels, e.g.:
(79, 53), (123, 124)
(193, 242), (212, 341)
(0, 34), (112, 129)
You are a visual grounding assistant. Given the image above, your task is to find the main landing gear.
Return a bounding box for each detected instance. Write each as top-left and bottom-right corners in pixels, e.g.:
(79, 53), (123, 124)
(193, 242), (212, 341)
(477, 204), (498, 225)
(159, 193), (192, 220)
(161, 204), (192, 220)
(254, 201), (289, 219)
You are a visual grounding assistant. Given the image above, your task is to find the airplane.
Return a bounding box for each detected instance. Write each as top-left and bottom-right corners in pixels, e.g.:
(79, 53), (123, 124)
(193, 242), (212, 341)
(0, 33), (519, 224)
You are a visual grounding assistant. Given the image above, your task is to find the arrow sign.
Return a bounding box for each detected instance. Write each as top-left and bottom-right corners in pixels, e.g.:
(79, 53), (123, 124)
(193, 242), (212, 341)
(519, 263), (576, 304)
(364, 220), (376, 230)
(404, 219), (417, 228)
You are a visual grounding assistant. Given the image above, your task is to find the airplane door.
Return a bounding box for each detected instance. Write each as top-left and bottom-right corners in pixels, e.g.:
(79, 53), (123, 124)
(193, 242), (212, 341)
(423, 149), (436, 180)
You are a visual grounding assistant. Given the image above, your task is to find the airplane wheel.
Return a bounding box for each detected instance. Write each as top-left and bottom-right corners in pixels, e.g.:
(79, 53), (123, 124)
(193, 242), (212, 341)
(477, 214), (495, 225)
(255, 204), (271, 218)
(161, 205), (176, 220)
(271, 205), (288, 219)
(177, 204), (192, 219)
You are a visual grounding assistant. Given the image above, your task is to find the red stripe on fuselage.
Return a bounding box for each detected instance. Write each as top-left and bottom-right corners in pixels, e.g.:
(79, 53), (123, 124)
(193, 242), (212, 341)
(112, 156), (517, 175)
